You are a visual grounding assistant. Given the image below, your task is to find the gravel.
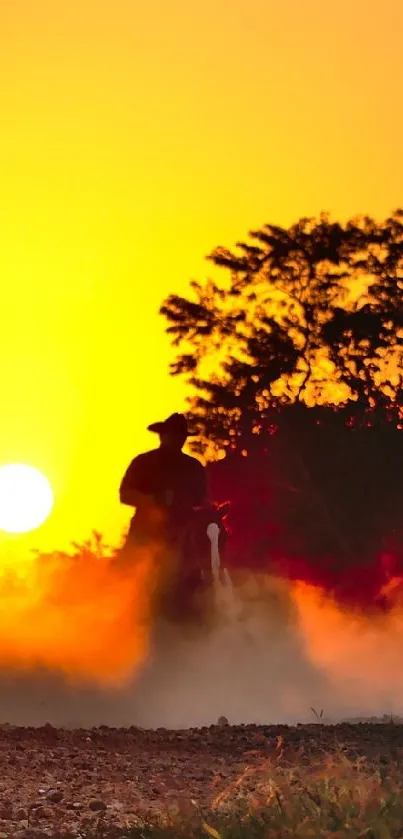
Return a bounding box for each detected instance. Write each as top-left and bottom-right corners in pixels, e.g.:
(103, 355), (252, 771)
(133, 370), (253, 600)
(0, 721), (400, 836)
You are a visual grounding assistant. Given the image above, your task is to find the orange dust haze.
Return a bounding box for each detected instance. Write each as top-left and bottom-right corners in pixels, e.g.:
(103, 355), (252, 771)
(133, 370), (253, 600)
(0, 538), (168, 687)
(291, 578), (403, 710)
(0, 550), (402, 727)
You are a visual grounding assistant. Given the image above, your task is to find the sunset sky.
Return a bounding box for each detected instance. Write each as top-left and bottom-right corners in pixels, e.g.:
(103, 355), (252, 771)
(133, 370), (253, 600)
(1, 0), (402, 557)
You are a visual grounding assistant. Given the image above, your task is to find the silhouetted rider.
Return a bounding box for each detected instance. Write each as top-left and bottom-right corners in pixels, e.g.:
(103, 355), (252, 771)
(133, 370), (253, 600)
(119, 413), (208, 546)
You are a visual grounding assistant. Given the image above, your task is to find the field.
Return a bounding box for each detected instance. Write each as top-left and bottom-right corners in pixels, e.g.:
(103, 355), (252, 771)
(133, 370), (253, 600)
(0, 721), (403, 839)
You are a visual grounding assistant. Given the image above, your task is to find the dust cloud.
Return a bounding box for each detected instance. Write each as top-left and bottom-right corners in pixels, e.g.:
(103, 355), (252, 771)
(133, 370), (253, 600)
(0, 558), (402, 729)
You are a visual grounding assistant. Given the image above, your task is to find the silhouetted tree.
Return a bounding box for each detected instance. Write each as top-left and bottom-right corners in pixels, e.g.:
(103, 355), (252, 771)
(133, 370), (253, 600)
(323, 211), (403, 426)
(160, 211), (403, 575)
(162, 212), (402, 454)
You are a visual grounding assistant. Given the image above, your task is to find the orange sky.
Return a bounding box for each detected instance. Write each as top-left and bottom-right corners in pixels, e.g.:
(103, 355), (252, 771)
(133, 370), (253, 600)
(0, 0), (402, 559)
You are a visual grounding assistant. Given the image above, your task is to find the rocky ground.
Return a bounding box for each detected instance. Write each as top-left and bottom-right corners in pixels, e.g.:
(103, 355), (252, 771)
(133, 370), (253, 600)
(0, 721), (401, 837)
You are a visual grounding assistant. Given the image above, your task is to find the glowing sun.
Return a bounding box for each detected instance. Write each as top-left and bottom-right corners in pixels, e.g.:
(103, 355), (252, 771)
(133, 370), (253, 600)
(0, 464), (54, 534)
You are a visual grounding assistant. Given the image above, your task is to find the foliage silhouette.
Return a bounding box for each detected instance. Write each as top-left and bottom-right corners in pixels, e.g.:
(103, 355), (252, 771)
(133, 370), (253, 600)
(161, 211), (403, 453)
(160, 211), (403, 589)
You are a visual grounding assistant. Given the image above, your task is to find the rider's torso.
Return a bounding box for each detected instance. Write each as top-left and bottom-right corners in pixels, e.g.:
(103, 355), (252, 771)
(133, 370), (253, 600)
(128, 448), (205, 535)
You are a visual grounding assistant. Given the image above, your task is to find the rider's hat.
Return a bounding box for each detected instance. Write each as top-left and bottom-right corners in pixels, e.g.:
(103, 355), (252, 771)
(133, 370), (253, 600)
(147, 412), (197, 437)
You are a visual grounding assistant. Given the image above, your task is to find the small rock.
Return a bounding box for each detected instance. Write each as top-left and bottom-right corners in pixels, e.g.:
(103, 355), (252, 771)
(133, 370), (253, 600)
(80, 816), (95, 827)
(47, 790), (63, 804)
(23, 831), (49, 839)
(16, 808), (28, 821)
(89, 800), (107, 812)
(14, 821), (29, 834)
(191, 771), (209, 781)
(217, 716), (229, 727)
(32, 806), (52, 821)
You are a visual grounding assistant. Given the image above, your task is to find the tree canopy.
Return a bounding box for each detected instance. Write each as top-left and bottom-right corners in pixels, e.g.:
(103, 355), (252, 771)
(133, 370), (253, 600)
(159, 211), (403, 583)
(161, 211), (403, 458)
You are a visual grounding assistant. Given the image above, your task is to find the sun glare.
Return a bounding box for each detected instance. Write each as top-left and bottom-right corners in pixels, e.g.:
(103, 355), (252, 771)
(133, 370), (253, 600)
(0, 464), (54, 535)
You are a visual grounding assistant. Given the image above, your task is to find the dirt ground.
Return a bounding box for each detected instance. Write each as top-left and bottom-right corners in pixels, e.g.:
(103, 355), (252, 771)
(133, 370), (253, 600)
(0, 722), (401, 837)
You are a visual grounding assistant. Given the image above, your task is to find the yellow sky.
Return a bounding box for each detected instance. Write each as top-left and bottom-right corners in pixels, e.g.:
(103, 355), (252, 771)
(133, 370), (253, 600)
(0, 0), (402, 557)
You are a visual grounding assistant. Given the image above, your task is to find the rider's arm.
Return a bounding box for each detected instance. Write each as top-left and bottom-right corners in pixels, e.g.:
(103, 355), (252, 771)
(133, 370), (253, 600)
(119, 456), (151, 508)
